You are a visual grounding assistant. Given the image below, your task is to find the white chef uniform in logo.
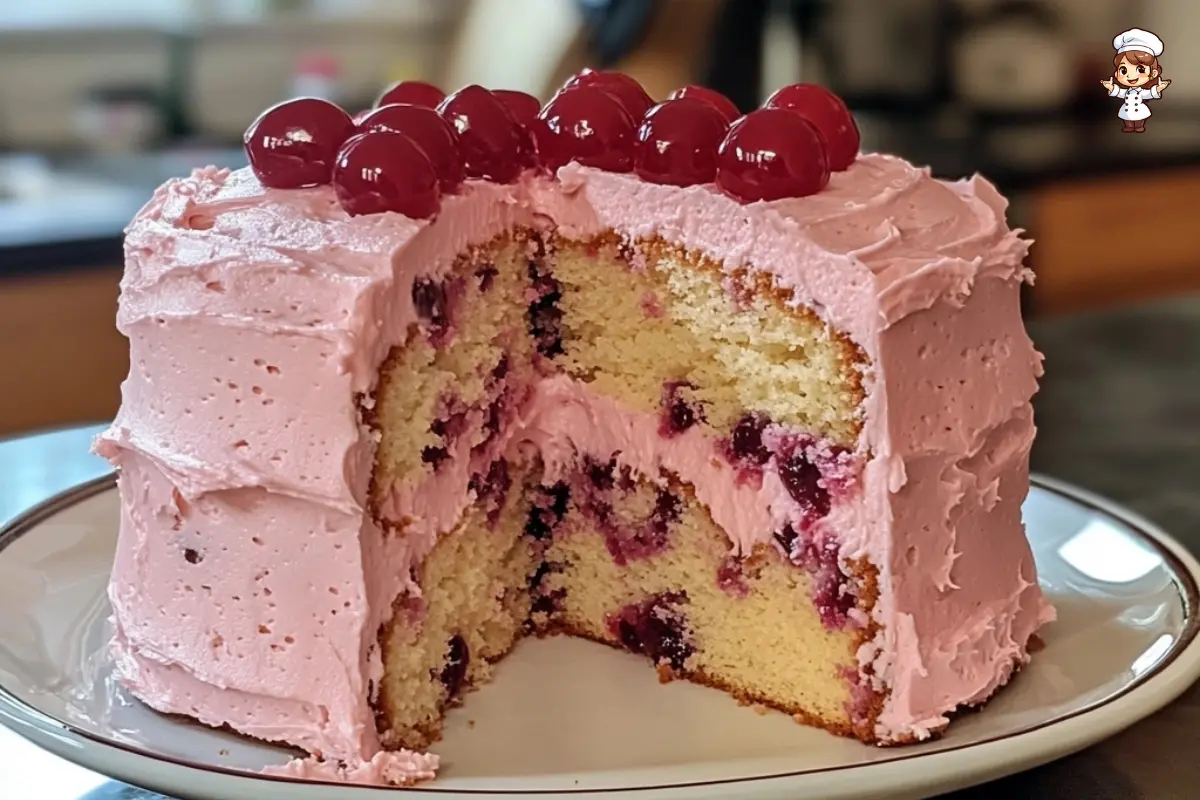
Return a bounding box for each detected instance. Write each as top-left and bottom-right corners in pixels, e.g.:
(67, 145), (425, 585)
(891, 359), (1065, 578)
(1108, 28), (1165, 121)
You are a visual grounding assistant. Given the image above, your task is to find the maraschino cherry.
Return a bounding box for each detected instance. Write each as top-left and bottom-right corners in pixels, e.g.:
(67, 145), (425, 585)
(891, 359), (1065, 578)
(377, 80), (446, 109)
(765, 83), (859, 171)
(667, 85), (739, 123)
(356, 104), (466, 193)
(532, 85), (637, 173)
(560, 69), (654, 118)
(438, 85), (536, 183)
(492, 89), (542, 127)
(635, 98), (727, 186)
(716, 108), (830, 203)
(244, 97), (356, 188)
(332, 131), (440, 219)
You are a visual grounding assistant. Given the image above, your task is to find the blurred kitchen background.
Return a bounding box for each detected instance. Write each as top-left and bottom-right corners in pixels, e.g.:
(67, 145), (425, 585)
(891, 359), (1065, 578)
(0, 0), (1198, 437)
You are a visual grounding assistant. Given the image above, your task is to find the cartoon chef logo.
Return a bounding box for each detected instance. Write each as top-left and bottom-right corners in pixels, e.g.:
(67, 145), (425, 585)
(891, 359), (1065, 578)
(1101, 28), (1170, 133)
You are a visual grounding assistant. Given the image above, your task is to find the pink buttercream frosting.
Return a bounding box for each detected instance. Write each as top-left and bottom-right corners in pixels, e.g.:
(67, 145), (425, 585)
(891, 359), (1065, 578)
(95, 153), (1052, 783)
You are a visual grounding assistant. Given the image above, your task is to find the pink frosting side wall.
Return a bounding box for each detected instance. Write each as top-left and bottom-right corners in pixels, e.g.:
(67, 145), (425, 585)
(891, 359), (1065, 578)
(868, 277), (1052, 738)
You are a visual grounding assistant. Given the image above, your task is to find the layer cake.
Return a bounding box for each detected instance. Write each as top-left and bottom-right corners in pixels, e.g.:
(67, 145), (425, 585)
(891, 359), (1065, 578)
(95, 73), (1053, 784)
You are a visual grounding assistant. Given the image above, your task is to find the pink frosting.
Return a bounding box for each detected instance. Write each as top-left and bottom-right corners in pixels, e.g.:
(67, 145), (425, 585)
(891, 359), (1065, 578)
(95, 153), (1051, 782)
(262, 750), (438, 786)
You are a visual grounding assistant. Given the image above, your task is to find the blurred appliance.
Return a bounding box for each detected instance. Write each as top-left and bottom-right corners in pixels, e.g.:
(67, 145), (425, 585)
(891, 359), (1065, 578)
(291, 52), (344, 104)
(821, 0), (942, 101)
(189, 14), (455, 140)
(953, 1), (1073, 112)
(73, 85), (163, 154)
(0, 27), (170, 150)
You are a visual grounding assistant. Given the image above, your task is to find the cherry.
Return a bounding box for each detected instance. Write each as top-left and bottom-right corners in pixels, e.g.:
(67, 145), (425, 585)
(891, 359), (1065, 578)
(492, 89), (542, 127)
(765, 83), (859, 171)
(356, 104), (466, 193)
(439, 635), (470, 697)
(609, 593), (692, 671)
(332, 131), (440, 219)
(667, 85), (739, 123)
(438, 85), (536, 183)
(716, 108), (829, 203)
(532, 86), (637, 173)
(560, 68), (654, 118)
(779, 451), (831, 517)
(729, 412), (772, 465)
(635, 98), (727, 186)
(243, 97), (356, 189)
(377, 80), (446, 109)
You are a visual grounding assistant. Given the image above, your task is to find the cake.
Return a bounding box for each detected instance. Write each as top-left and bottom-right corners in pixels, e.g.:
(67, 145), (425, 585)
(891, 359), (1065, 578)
(94, 72), (1053, 785)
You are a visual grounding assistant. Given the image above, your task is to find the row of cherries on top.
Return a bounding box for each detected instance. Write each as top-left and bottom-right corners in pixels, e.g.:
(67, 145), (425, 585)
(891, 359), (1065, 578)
(243, 69), (861, 220)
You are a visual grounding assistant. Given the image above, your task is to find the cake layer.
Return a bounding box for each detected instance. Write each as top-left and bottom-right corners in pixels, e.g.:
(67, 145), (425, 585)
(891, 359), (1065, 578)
(549, 235), (865, 446)
(97, 152), (1051, 779)
(376, 458), (539, 751)
(536, 461), (870, 737)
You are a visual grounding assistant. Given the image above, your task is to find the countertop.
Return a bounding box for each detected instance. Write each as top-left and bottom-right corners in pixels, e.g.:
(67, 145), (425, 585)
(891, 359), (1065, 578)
(0, 149), (244, 276)
(0, 293), (1197, 799)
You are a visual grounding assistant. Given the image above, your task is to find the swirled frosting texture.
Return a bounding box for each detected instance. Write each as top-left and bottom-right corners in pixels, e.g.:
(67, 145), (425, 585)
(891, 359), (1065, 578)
(96, 153), (1051, 780)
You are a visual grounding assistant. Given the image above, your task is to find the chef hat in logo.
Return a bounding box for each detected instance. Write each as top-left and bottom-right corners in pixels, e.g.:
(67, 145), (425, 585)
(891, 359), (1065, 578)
(1113, 28), (1164, 57)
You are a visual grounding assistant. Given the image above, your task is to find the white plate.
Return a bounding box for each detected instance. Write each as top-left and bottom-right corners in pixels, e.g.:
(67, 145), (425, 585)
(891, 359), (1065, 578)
(0, 475), (1198, 800)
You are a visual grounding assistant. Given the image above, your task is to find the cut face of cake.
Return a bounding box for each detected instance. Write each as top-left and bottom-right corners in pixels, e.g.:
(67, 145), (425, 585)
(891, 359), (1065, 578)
(94, 75), (1053, 785)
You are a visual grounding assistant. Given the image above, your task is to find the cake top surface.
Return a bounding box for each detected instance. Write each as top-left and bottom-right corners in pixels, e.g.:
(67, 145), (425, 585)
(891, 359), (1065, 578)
(126, 72), (1030, 360)
(125, 167), (1027, 394)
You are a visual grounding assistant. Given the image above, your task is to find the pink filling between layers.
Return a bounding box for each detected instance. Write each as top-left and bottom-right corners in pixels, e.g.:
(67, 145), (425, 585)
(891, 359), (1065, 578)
(95, 154), (1052, 783)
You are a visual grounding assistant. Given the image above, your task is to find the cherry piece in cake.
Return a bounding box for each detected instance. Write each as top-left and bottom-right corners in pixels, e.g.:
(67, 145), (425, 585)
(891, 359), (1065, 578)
(492, 89), (542, 127)
(356, 103), (466, 193)
(376, 79), (446, 109)
(667, 84), (739, 122)
(779, 450), (831, 517)
(765, 83), (860, 171)
(716, 108), (830, 203)
(332, 131), (440, 219)
(439, 634), (470, 697)
(560, 68), (654, 118)
(635, 98), (728, 187)
(659, 380), (705, 435)
(610, 592), (693, 672)
(244, 97), (356, 189)
(438, 85), (536, 183)
(532, 86), (637, 173)
(729, 412), (772, 465)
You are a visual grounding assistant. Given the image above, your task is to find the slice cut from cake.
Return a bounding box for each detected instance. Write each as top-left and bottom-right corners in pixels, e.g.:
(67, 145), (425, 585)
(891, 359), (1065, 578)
(95, 75), (1053, 785)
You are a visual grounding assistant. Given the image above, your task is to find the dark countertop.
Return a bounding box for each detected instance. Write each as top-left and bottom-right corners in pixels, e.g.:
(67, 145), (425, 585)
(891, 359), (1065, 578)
(0, 148), (244, 276)
(0, 293), (1197, 798)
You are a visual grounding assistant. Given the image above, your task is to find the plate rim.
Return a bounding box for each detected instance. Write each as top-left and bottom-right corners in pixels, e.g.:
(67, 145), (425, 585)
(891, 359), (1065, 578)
(0, 472), (1198, 797)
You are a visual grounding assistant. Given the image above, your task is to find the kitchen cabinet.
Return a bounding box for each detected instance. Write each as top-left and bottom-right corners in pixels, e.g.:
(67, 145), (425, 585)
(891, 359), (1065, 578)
(1031, 168), (1200, 314)
(0, 269), (127, 437)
